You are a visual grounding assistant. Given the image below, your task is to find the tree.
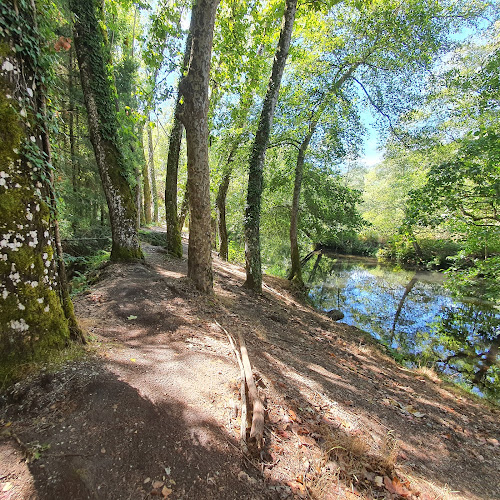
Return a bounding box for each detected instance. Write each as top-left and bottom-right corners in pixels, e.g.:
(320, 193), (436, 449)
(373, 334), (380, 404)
(244, 0), (297, 292)
(0, 0), (81, 378)
(283, 0), (484, 283)
(211, 2), (273, 261)
(69, 0), (143, 261)
(177, 0), (220, 292)
(165, 32), (192, 257)
(147, 122), (159, 223)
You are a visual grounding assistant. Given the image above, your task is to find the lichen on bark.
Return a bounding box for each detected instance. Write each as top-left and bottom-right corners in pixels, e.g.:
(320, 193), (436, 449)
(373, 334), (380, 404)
(0, 8), (71, 380)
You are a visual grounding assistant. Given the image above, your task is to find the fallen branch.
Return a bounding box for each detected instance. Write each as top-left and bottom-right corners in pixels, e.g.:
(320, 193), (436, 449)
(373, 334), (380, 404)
(215, 320), (249, 454)
(237, 331), (265, 449)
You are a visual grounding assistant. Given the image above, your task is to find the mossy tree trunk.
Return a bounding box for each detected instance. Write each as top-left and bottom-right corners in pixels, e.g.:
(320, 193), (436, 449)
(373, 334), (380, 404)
(178, 0), (219, 292)
(0, 0), (76, 377)
(178, 186), (189, 233)
(69, 0), (143, 261)
(165, 111), (184, 257)
(165, 33), (192, 258)
(244, 0), (297, 292)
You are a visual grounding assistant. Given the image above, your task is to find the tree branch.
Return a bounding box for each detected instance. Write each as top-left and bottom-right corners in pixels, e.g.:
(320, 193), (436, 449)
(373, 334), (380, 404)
(352, 76), (410, 146)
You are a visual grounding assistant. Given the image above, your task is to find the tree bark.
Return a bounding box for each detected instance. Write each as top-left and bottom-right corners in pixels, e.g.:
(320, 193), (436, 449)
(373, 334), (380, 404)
(177, 0), (219, 292)
(39, 94), (85, 343)
(141, 123), (152, 225)
(70, 0), (143, 261)
(69, 47), (78, 194)
(1, 0), (74, 374)
(165, 113), (184, 256)
(244, 0), (297, 292)
(216, 169), (231, 260)
(289, 129), (314, 284)
(147, 123), (159, 223)
(391, 276), (418, 339)
(165, 33), (192, 257)
(288, 64), (359, 284)
(178, 186), (189, 233)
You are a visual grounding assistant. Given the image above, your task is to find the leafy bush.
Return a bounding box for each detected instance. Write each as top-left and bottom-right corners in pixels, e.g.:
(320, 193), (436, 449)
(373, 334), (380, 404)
(139, 229), (166, 247)
(379, 235), (461, 268)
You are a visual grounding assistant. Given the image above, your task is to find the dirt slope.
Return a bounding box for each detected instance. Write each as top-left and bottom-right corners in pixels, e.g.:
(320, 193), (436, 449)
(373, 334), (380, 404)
(1, 238), (499, 500)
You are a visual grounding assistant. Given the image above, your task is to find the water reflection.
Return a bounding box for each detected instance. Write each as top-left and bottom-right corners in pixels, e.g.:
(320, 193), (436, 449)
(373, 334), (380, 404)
(306, 254), (499, 400)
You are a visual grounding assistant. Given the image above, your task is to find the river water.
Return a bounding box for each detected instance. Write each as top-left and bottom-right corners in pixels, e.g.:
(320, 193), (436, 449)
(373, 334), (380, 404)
(305, 254), (499, 398)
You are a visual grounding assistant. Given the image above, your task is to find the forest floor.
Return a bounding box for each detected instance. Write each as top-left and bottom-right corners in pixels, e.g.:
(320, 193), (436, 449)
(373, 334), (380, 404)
(1, 231), (499, 500)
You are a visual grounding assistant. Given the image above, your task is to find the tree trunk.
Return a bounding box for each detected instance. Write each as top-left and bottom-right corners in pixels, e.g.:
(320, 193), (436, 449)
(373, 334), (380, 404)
(309, 253), (323, 282)
(39, 94), (85, 343)
(69, 47), (79, 194)
(178, 0), (219, 292)
(165, 113), (184, 256)
(216, 170), (231, 260)
(0, 0), (75, 376)
(147, 123), (159, 223)
(166, 33), (193, 257)
(244, 0), (297, 292)
(288, 64), (359, 284)
(178, 187), (189, 233)
(141, 123), (152, 225)
(70, 0), (143, 262)
(289, 129), (314, 284)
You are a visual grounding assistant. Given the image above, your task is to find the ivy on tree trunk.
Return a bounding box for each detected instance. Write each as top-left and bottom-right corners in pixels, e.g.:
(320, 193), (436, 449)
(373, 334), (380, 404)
(70, 0), (143, 262)
(244, 0), (297, 292)
(147, 123), (159, 223)
(141, 122), (152, 225)
(0, 0), (76, 378)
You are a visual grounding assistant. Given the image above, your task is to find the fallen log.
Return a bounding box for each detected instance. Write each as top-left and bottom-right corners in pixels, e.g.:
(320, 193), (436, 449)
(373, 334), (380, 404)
(215, 321), (249, 454)
(237, 331), (264, 449)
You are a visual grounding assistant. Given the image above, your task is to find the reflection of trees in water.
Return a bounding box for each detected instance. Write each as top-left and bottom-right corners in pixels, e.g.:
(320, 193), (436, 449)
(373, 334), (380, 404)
(391, 276), (418, 338)
(433, 303), (500, 399)
(306, 255), (500, 399)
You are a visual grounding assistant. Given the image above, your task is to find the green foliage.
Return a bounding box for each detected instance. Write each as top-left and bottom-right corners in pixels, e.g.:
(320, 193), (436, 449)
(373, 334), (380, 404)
(301, 167), (366, 245)
(446, 256), (500, 306)
(138, 228), (165, 246)
(432, 303), (500, 401)
(379, 235), (461, 269)
(67, 250), (110, 296)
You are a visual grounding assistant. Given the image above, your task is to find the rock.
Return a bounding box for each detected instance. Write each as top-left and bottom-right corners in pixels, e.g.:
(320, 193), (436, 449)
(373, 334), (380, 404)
(326, 309), (344, 321)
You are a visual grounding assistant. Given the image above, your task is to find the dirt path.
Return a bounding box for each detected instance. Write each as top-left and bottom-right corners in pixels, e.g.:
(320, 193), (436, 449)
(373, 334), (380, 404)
(1, 237), (499, 499)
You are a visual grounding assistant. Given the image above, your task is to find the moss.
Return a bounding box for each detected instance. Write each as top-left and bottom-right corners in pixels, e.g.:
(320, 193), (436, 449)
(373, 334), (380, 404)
(110, 242), (144, 262)
(0, 88), (23, 165)
(0, 340), (87, 390)
(1, 23), (72, 377)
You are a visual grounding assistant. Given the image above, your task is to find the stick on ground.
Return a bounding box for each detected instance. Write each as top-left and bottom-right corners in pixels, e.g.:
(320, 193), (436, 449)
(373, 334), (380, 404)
(237, 331), (264, 448)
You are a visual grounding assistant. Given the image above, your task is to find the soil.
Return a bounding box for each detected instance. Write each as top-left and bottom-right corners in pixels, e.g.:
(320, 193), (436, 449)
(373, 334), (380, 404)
(1, 233), (499, 500)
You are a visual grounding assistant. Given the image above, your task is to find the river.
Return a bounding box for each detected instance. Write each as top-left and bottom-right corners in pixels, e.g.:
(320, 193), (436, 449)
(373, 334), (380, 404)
(305, 253), (500, 400)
